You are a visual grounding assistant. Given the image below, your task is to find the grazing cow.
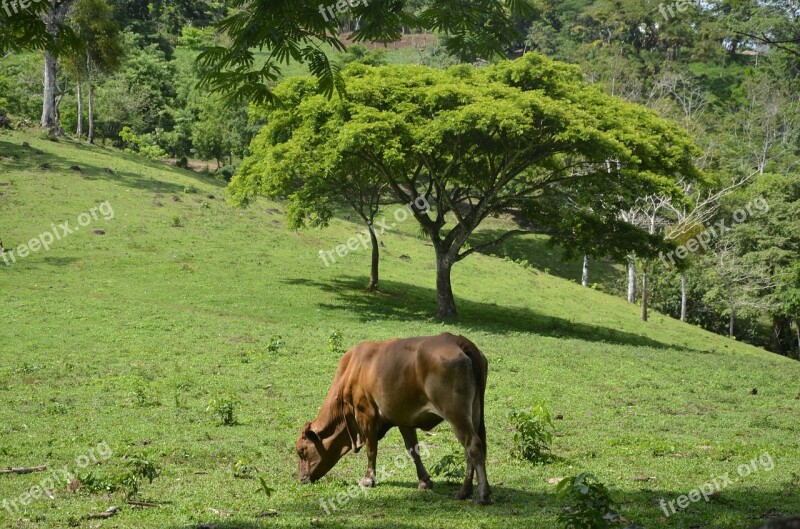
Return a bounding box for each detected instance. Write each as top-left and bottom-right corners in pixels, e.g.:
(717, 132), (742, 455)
(296, 332), (490, 504)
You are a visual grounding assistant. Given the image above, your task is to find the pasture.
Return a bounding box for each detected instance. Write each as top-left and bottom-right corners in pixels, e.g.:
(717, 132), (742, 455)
(1, 130), (799, 528)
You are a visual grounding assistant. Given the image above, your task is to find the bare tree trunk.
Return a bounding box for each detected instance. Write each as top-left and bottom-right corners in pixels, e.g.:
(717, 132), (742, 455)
(434, 246), (457, 319)
(41, 51), (59, 131)
(725, 281), (735, 337)
(627, 254), (636, 303)
(87, 53), (95, 144)
(795, 318), (800, 359)
(581, 254), (589, 287)
(367, 225), (379, 291)
(680, 271), (687, 322)
(76, 82), (82, 138)
(640, 263), (648, 322)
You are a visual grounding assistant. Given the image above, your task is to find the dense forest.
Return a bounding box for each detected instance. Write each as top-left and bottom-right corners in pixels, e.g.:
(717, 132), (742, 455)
(1, 0), (798, 358)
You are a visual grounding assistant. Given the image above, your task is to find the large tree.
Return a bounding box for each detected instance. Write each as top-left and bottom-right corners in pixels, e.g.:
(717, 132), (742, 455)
(233, 54), (701, 318)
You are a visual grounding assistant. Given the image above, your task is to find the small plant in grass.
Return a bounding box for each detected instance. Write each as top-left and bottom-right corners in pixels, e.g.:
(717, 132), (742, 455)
(328, 330), (343, 354)
(556, 473), (638, 529)
(206, 392), (240, 425)
(171, 214), (183, 227)
(508, 402), (555, 464)
(430, 448), (465, 481)
(121, 453), (160, 500)
(132, 382), (160, 407)
(233, 458), (258, 479)
(78, 471), (119, 494)
(267, 336), (285, 354)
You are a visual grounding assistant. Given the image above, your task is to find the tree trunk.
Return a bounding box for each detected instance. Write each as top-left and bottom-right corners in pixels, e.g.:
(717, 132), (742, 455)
(434, 248), (457, 319)
(41, 51), (59, 131)
(795, 318), (800, 359)
(680, 271), (687, 322)
(725, 282), (735, 338)
(581, 254), (589, 287)
(87, 54), (95, 144)
(640, 268), (648, 322)
(367, 225), (379, 291)
(76, 82), (82, 138)
(627, 254), (636, 303)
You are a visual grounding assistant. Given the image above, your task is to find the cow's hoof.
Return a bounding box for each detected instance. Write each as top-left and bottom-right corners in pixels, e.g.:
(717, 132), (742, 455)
(455, 488), (472, 500)
(418, 478), (433, 490)
(474, 496), (491, 506)
(359, 477), (375, 488)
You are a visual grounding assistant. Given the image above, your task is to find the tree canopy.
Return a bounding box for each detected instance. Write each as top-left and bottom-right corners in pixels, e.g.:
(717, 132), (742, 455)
(196, 0), (535, 105)
(232, 53), (702, 318)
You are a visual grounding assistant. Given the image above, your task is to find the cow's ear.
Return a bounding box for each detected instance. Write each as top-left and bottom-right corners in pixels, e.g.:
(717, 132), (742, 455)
(303, 424), (320, 443)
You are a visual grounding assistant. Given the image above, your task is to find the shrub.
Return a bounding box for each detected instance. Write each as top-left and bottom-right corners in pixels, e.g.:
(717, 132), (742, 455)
(206, 392), (240, 425)
(430, 449), (465, 481)
(121, 453), (160, 499)
(508, 402), (555, 464)
(328, 330), (343, 354)
(267, 335), (285, 354)
(556, 473), (637, 529)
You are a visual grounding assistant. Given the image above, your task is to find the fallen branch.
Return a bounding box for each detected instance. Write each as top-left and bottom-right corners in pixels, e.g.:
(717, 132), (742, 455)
(126, 501), (160, 508)
(0, 465), (48, 475)
(86, 506), (121, 519)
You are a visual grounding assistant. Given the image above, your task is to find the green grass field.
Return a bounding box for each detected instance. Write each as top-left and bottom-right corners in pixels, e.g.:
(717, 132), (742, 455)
(1, 130), (799, 528)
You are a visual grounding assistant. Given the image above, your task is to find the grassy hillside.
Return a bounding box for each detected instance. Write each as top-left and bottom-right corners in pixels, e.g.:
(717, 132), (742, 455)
(1, 129), (798, 529)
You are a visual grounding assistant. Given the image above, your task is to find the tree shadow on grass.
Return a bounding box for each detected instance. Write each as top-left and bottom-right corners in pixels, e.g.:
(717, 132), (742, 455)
(282, 275), (696, 352)
(0, 139), (223, 195)
(469, 229), (622, 292)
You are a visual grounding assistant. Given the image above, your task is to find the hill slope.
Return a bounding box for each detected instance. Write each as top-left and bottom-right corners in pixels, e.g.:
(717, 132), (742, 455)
(1, 130), (799, 528)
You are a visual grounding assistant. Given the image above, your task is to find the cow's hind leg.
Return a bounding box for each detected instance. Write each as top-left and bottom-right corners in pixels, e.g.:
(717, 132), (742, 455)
(449, 417), (490, 505)
(399, 427), (433, 490)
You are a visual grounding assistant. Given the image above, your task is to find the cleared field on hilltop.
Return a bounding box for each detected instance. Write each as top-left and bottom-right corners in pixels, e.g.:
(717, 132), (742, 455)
(1, 130), (799, 528)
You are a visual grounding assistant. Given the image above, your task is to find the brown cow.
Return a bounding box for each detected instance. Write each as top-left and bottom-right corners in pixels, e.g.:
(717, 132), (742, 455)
(296, 332), (490, 504)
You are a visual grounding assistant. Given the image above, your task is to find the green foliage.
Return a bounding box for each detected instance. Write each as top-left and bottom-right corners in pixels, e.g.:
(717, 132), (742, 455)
(121, 452), (160, 500)
(430, 449), (466, 481)
(233, 458), (257, 479)
(328, 330), (343, 355)
(197, 0), (530, 105)
(119, 126), (167, 159)
(340, 45), (387, 66)
(267, 335), (285, 354)
(508, 402), (555, 464)
(206, 392), (240, 426)
(556, 474), (636, 529)
(177, 26), (216, 50)
(234, 54), (701, 317)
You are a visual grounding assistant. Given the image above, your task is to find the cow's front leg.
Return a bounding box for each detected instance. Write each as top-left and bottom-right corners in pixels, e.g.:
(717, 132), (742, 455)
(358, 429), (379, 488)
(399, 427), (433, 490)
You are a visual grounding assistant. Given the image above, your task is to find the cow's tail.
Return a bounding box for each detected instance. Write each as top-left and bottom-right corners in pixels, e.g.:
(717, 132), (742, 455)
(460, 337), (488, 454)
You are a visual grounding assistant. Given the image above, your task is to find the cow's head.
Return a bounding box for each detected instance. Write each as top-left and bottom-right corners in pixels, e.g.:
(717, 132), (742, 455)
(296, 422), (342, 483)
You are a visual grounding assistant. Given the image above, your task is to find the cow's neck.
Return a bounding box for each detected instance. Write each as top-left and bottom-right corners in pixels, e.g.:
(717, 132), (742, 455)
(313, 392), (362, 456)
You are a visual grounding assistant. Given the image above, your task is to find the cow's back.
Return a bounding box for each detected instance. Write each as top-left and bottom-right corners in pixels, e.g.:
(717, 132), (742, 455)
(342, 333), (477, 429)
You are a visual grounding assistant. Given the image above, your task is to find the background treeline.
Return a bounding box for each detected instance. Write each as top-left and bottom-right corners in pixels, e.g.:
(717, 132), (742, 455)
(0, 0), (797, 357)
